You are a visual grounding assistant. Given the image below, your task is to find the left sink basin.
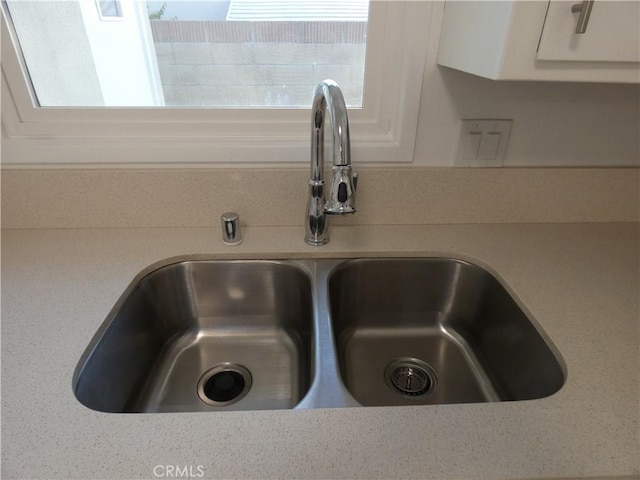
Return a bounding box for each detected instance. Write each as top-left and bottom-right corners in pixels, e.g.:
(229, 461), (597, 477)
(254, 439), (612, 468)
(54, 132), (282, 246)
(73, 260), (314, 413)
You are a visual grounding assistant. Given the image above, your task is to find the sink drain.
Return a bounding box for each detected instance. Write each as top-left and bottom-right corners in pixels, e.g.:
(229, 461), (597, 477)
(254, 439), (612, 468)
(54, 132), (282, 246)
(197, 363), (252, 406)
(384, 358), (437, 398)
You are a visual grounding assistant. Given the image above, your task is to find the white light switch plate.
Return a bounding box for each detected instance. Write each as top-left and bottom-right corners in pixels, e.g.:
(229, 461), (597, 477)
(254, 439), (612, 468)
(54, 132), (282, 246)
(455, 119), (512, 167)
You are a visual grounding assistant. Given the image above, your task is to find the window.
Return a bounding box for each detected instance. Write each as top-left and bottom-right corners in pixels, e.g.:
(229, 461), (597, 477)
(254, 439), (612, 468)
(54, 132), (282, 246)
(6, 0), (368, 107)
(97, 0), (123, 18)
(1, 1), (433, 166)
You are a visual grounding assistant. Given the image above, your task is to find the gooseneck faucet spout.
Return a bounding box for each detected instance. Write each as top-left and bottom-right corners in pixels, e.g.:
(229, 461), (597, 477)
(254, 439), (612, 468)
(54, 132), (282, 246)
(305, 80), (357, 246)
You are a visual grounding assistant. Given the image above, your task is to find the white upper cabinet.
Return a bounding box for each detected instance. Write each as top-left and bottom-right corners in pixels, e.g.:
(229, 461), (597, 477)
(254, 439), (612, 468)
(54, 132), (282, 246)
(437, 1), (640, 83)
(537, 1), (640, 62)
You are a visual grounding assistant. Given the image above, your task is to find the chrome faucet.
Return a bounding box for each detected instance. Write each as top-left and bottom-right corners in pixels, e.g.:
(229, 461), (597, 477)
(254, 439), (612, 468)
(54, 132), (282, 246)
(305, 80), (357, 245)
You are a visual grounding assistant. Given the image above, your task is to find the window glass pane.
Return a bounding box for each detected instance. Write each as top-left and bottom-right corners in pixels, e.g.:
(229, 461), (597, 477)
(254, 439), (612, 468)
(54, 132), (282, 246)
(98, 0), (123, 18)
(5, 0), (369, 108)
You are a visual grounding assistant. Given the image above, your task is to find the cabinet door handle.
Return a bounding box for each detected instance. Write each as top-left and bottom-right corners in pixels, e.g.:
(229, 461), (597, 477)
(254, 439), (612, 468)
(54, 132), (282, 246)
(571, 0), (595, 34)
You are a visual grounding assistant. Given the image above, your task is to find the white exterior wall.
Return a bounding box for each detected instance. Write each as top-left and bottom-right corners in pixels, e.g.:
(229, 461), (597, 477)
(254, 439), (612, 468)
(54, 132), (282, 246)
(78, 0), (164, 106)
(6, 0), (162, 107)
(6, 1), (103, 106)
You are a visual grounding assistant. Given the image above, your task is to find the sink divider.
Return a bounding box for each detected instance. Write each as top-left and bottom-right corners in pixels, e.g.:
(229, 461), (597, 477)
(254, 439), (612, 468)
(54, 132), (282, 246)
(293, 259), (361, 409)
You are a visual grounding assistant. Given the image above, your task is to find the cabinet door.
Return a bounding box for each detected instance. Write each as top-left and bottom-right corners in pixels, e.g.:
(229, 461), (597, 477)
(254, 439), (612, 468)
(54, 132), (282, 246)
(537, 0), (640, 62)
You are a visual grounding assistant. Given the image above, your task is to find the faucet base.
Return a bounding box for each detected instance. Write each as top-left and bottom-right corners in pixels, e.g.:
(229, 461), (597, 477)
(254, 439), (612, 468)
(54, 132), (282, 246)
(305, 237), (329, 246)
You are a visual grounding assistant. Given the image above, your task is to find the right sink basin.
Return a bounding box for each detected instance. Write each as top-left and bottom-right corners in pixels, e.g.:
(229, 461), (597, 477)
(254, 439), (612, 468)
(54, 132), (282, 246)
(328, 258), (565, 407)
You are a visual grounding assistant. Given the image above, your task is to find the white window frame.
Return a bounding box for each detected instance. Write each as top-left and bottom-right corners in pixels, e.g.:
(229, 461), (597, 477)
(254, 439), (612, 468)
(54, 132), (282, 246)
(1, 1), (432, 167)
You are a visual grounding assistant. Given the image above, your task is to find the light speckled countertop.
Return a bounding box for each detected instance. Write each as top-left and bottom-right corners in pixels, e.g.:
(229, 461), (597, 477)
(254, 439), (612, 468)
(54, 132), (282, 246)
(1, 223), (638, 480)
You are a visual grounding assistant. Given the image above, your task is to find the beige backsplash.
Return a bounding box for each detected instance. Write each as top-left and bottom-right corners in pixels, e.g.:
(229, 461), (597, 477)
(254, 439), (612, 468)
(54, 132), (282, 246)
(1, 167), (638, 229)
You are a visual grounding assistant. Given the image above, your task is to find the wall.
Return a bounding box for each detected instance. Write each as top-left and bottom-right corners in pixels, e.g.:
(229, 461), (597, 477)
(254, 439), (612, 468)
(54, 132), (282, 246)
(6, 0), (162, 107)
(77, 0), (164, 106)
(415, 67), (640, 167)
(1, 167), (638, 229)
(1, 3), (638, 229)
(150, 21), (366, 107)
(413, 2), (639, 167)
(2, 2), (638, 166)
(5, 1), (103, 106)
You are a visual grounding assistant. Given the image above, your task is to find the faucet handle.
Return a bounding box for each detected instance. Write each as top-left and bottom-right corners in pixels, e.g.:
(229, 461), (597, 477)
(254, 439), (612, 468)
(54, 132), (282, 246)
(325, 165), (357, 215)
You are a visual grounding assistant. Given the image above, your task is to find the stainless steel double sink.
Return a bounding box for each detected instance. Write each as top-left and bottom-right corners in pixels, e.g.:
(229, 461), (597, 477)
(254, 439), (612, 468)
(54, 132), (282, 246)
(73, 257), (565, 413)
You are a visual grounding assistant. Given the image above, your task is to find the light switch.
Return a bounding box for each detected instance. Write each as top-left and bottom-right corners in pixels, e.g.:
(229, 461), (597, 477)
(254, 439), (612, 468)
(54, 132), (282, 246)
(478, 132), (501, 161)
(463, 132), (482, 160)
(455, 119), (512, 167)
